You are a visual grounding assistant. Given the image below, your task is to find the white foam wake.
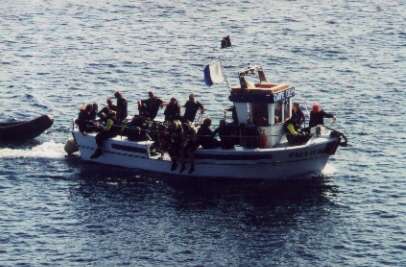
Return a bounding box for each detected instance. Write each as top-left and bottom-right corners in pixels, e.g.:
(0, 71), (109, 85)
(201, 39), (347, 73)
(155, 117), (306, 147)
(0, 141), (66, 159)
(322, 163), (337, 176)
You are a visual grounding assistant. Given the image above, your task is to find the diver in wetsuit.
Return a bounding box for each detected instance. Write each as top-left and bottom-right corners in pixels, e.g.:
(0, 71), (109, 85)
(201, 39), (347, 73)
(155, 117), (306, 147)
(138, 92), (164, 120)
(214, 119), (235, 149)
(114, 91), (128, 123)
(183, 94), (204, 123)
(167, 120), (184, 171)
(285, 118), (310, 145)
(98, 98), (116, 121)
(291, 102), (305, 129)
(164, 97), (181, 122)
(90, 110), (119, 159)
(88, 103), (98, 121)
(76, 104), (94, 133)
(179, 121), (198, 173)
(197, 118), (220, 149)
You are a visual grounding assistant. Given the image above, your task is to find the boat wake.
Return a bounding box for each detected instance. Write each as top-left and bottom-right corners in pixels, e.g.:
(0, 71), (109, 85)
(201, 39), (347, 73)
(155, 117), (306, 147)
(322, 163), (336, 176)
(0, 141), (65, 159)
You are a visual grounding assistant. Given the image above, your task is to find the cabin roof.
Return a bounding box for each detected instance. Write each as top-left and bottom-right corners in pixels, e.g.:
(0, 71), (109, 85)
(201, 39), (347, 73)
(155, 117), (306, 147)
(230, 65), (295, 103)
(231, 83), (290, 94)
(229, 83), (295, 103)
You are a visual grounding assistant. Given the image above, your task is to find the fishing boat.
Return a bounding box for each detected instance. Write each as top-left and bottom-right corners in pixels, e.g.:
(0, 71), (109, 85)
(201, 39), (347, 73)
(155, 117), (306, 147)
(69, 66), (346, 180)
(0, 115), (53, 143)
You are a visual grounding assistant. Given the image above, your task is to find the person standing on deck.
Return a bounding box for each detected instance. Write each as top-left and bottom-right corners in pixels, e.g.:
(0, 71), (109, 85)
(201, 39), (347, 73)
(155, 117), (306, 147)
(114, 91), (128, 123)
(164, 97), (181, 121)
(183, 94), (204, 123)
(309, 102), (336, 128)
(138, 91), (164, 120)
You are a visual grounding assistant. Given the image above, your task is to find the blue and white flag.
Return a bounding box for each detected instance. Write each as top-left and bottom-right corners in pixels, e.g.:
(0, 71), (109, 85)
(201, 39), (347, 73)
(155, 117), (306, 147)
(204, 61), (224, 86)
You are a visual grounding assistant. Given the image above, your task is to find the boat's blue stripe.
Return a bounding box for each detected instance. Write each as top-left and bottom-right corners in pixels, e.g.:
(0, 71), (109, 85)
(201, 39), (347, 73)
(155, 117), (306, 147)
(111, 144), (147, 154)
(195, 153), (273, 160)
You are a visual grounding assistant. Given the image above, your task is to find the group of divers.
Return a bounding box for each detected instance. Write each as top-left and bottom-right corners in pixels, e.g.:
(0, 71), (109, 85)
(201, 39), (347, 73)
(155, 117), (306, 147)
(75, 91), (335, 174)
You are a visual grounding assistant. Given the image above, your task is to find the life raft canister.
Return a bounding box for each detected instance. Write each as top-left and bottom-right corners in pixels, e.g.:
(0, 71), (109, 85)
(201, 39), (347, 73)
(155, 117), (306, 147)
(259, 129), (267, 148)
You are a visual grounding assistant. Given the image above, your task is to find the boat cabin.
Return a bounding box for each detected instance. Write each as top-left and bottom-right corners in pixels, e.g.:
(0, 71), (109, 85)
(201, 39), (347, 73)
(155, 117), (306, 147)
(228, 65), (295, 147)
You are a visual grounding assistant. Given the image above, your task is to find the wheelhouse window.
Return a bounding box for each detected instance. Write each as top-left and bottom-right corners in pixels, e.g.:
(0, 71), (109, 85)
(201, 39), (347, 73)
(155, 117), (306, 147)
(252, 103), (268, 126)
(274, 101), (282, 124)
(284, 100), (291, 121)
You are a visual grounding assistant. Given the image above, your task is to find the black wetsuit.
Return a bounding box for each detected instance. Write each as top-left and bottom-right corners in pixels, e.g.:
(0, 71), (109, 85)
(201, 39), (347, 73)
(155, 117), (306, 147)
(167, 124), (184, 170)
(142, 97), (163, 119)
(197, 125), (220, 149)
(89, 110), (97, 121)
(164, 103), (181, 121)
(95, 119), (118, 145)
(98, 106), (116, 121)
(215, 124), (235, 149)
(116, 97), (128, 122)
(309, 110), (334, 128)
(90, 117), (119, 158)
(182, 124), (198, 152)
(183, 100), (203, 122)
(76, 110), (91, 133)
(284, 121), (310, 145)
(291, 109), (305, 128)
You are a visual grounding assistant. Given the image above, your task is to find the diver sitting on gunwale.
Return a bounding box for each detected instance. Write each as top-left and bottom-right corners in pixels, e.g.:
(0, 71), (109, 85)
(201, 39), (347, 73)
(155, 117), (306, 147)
(75, 104), (98, 133)
(90, 110), (120, 159)
(98, 98), (116, 121)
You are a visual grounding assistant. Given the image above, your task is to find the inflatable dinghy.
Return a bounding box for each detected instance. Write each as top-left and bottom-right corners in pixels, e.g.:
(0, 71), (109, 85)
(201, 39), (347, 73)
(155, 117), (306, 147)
(0, 115), (53, 143)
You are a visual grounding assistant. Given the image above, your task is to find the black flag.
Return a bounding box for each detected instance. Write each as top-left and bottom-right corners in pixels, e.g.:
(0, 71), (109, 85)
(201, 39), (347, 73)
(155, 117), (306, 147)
(221, 35), (232, 49)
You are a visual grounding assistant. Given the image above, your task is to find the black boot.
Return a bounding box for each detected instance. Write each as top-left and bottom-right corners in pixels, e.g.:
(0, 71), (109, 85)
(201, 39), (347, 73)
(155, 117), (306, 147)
(90, 148), (102, 159)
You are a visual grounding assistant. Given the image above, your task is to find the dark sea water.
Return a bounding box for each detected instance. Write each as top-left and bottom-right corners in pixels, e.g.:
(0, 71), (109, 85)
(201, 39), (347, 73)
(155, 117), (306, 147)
(1, 0), (405, 266)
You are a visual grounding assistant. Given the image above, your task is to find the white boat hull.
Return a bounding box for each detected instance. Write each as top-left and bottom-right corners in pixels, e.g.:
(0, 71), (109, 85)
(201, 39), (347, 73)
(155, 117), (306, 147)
(72, 131), (339, 180)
